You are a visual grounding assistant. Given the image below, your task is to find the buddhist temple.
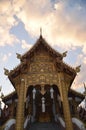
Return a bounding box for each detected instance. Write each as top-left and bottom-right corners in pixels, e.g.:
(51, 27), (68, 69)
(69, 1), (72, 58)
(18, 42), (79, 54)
(0, 35), (86, 130)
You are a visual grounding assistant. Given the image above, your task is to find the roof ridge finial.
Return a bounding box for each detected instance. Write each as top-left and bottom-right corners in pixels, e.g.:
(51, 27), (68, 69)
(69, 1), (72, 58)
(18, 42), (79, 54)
(40, 27), (42, 38)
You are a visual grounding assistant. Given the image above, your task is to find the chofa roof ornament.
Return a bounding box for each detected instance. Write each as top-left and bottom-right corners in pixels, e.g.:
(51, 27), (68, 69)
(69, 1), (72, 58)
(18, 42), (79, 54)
(4, 68), (10, 76)
(62, 51), (67, 58)
(16, 53), (22, 60)
(75, 65), (81, 73)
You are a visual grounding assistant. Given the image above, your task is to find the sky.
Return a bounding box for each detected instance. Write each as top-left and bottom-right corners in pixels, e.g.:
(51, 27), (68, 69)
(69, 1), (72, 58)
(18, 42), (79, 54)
(0, 0), (86, 96)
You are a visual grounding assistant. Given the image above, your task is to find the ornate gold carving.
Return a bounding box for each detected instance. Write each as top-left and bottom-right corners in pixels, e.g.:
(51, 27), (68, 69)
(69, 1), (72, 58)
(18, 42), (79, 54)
(30, 62), (54, 73)
(26, 52), (59, 86)
(40, 85), (46, 95)
(28, 73), (58, 86)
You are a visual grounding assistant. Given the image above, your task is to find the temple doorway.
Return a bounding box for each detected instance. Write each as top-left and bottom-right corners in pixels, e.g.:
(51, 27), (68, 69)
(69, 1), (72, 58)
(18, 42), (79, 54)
(26, 84), (61, 123)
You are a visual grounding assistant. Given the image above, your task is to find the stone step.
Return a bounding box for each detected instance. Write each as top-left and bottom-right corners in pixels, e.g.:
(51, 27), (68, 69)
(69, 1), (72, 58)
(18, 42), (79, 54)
(26, 122), (63, 130)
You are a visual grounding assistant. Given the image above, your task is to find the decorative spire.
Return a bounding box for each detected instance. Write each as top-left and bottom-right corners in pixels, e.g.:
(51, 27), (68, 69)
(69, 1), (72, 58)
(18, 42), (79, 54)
(40, 27), (42, 38)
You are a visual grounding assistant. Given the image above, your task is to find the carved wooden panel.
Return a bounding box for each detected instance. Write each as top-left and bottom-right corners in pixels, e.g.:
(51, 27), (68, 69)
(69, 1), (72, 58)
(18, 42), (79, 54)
(27, 51), (58, 86)
(30, 62), (54, 73)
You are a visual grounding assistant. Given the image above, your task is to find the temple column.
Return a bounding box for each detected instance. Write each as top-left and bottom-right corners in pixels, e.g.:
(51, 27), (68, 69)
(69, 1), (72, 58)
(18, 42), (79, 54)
(72, 97), (78, 116)
(58, 72), (73, 130)
(15, 79), (25, 130)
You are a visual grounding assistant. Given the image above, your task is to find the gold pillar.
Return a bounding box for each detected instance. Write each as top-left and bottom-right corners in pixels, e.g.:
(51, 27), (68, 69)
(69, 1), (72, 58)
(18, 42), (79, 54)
(16, 79), (25, 130)
(72, 97), (78, 117)
(58, 72), (73, 130)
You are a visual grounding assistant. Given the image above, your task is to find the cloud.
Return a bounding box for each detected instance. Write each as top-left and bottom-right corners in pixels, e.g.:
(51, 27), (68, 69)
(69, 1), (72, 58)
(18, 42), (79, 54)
(0, 0), (19, 46)
(71, 53), (86, 93)
(2, 54), (8, 62)
(10, 0), (86, 51)
(54, 1), (64, 11)
(82, 45), (86, 55)
(0, 0), (86, 49)
(0, 30), (19, 46)
(21, 40), (32, 49)
(0, 53), (12, 63)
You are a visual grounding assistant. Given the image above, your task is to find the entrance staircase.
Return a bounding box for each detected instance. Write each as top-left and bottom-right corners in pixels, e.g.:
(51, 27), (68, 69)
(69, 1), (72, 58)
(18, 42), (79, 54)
(26, 122), (63, 130)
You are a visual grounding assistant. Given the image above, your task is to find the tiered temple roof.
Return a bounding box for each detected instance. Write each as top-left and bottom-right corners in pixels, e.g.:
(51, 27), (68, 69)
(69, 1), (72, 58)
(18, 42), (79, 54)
(4, 35), (78, 90)
(3, 36), (83, 102)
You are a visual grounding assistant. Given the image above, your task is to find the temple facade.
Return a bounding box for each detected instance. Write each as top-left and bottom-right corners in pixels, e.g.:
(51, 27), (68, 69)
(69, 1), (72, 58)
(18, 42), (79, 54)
(0, 35), (85, 130)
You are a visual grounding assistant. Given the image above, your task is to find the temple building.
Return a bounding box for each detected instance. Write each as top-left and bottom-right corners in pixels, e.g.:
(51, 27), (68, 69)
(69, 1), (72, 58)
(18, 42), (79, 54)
(0, 35), (85, 130)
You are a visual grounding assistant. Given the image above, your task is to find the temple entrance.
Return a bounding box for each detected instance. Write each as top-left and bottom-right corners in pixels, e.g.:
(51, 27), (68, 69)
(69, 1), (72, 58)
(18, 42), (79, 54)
(26, 84), (61, 123)
(35, 90), (53, 122)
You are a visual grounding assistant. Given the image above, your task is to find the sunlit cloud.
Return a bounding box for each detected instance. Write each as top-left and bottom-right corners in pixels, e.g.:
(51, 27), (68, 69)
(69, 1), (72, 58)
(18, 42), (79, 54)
(71, 53), (86, 93)
(21, 40), (32, 49)
(0, 0), (86, 49)
(0, 0), (19, 46)
(0, 52), (12, 67)
(83, 57), (86, 64)
(2, 54), (8, 62)
(54, 2), (63, 11)
(82, 45), (86, 55)
(72, 82), (85, 93)
(12, 0), (86, 51)
(0, 30), (19, 46)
